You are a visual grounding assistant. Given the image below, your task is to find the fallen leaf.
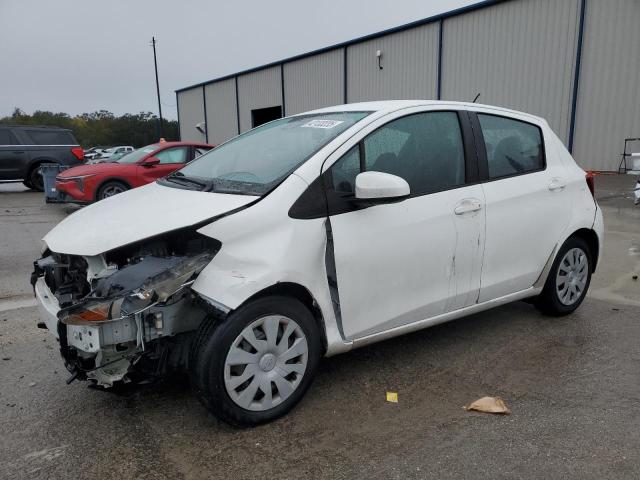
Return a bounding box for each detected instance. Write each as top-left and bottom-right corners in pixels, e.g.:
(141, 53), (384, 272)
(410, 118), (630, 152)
(386, 391), (398, 403)
(464, 396), (510, 414)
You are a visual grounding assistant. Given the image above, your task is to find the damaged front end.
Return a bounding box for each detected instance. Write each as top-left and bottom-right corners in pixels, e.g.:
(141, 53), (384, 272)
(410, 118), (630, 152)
(31, 230), (221, 388)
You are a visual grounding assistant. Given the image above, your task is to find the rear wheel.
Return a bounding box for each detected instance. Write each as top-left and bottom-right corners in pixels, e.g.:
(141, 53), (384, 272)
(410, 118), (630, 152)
(535, 236), (592, 316)
(190, 296), (322, 427)
(96, 181), (128, 200)
(28, 164), (50, 192)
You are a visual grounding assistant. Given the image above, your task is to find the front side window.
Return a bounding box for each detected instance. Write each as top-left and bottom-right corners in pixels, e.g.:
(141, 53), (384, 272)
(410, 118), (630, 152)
(477, 114), (544, 179)
(155, 146), (189, 164)
(117, 145), (158, 164)
(331, 145), (361, 194)
(173, 111), (370, 196)
(329, 111), (465, 197)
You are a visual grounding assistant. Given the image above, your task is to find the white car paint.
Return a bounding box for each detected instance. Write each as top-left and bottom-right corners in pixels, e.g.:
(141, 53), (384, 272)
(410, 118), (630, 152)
(37, 100), (603, 361)
(43, 181), (257, 256)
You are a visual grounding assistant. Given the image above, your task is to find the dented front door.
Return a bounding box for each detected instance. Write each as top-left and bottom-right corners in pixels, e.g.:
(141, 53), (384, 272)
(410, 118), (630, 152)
(331, 184), (485, 340)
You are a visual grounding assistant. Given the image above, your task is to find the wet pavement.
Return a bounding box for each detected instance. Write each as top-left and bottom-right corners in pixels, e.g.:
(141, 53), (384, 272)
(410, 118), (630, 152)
(1, 175), (639, 479)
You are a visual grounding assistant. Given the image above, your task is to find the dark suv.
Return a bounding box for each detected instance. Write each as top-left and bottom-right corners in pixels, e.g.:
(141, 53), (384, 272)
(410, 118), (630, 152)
(0, 125), (84, 191)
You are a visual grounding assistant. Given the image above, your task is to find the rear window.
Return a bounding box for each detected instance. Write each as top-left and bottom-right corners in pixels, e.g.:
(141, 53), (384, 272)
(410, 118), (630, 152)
(23, 129), (77, 145)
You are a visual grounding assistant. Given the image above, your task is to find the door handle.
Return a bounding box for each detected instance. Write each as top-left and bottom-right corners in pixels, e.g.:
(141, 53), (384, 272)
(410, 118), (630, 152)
(548, 177), (567, 192)
(12, 150), (25, 154)
(454, 199), (482, 215)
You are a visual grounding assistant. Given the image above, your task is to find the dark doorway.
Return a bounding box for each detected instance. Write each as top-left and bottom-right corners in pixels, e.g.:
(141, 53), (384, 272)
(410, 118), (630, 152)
(251, 106), (282, 128)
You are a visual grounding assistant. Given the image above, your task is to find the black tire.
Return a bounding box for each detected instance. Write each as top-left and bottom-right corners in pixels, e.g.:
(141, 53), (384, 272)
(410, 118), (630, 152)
(23, 179), (33, 189)
(96, 180), (129, 201)
(190, 295), (322, 427)
(535, 236), (592, 316)
(29, 164), (47, 192)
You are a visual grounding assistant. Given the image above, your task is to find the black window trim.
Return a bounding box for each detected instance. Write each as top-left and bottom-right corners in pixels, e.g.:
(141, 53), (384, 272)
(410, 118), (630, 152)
(469, 111), (547, 183)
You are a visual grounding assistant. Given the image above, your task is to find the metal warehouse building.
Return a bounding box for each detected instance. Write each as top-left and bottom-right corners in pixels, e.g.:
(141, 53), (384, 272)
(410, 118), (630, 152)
(176, 0), (640, 172)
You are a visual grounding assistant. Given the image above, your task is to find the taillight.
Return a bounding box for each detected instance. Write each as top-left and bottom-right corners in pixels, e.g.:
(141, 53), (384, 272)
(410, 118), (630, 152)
(585, 171), (595, 198)
(71, 147), (84, 161)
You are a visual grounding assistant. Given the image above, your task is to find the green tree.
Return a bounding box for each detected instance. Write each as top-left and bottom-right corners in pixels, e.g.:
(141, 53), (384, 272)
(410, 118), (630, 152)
(0, 108), (179, 148)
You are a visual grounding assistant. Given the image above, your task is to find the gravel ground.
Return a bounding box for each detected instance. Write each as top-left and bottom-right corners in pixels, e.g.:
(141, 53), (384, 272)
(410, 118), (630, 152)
(0, 175), (639, 480)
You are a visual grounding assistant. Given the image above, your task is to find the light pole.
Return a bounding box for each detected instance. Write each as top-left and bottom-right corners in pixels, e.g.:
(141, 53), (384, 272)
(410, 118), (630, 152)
(151, 36), (164, 139)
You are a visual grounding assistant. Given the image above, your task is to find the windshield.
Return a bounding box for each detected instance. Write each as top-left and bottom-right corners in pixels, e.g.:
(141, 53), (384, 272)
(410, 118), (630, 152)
(169, 112), (369, 195)
(117, 145), (158, 164)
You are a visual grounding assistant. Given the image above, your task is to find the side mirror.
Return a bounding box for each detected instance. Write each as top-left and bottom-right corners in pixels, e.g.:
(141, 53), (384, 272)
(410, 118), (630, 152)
(142, 157), (160, 167)
(355, 171), (410, 201)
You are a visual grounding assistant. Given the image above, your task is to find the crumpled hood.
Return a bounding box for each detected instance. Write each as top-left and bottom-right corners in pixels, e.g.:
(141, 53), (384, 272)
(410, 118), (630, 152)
(44, 182), (258, 256)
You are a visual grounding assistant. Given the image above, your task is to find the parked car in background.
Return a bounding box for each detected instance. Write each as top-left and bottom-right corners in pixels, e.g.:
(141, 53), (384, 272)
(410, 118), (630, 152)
(0, 125), (84, 190)
(32, 101), (603, 427)
(84, 146), (110, 161)
(97, 145), (134, 159)
(54, 141), (213, 202)
(86, 151), (127, 164)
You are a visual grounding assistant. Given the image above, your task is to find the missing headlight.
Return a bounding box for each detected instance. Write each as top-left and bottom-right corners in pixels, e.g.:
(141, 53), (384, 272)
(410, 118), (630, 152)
(58, 252), (214, 326)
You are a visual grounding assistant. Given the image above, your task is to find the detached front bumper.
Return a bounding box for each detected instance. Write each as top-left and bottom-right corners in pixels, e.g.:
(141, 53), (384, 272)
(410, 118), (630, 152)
(34, 277), (60, 339)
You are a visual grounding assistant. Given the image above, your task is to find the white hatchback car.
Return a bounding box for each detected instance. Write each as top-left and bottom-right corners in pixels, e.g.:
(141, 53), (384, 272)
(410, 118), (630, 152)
(32, 101), (603, 426)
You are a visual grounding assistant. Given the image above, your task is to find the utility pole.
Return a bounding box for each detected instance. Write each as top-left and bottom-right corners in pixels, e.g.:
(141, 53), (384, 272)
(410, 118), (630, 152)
(151, 36), (164, 139)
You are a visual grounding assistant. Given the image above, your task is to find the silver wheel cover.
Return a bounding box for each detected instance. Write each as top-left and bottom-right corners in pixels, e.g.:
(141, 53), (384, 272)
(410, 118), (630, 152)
(224, 315), (308, 411)
(556, 247), (589, 306)
(101, 184), (125, 198)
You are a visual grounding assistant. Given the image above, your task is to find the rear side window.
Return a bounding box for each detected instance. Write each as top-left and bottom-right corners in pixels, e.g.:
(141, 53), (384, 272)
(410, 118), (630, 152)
(155, 146), (189, 164)
(24, 129), (76, 145)
(0, 128), (17, 145)
(477, 114), (544, 179)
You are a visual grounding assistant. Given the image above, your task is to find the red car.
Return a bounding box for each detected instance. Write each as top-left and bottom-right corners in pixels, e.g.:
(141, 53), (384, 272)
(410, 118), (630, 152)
(55, 141), (214, 202)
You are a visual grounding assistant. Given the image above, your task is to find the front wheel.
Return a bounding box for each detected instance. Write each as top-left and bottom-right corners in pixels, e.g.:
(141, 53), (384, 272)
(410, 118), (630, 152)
(96, 181), (129, 201)
(535, 236), (592, 316)
(190, 296), (322, 427)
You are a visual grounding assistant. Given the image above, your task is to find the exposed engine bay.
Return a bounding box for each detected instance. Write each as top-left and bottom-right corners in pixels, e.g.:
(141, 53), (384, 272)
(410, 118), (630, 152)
(31, 227), (222, 388)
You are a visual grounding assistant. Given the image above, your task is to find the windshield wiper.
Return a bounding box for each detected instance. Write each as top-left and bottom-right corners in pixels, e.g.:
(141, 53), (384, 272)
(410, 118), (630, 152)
(163, 173), (212, 191)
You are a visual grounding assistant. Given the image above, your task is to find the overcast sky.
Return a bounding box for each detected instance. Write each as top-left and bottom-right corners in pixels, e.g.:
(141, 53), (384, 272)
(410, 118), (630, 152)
(0, 0), (476, 120)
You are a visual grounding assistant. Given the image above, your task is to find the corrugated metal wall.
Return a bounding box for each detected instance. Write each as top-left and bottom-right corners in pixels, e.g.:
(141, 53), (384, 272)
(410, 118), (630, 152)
(177, 87), (206, 142)
(204, 78), (238, 145)
(347, 24), (439, 102)
(283, 49), (344, 115)
(441, 0), (581, 143)
(178, 0), (640, 170)
(237, 66), (283, 133)
(572, 0), (640, 171)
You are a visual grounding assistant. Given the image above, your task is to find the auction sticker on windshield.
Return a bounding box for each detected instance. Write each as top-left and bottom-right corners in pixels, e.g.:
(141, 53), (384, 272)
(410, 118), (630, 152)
(302, 119), (344, 129)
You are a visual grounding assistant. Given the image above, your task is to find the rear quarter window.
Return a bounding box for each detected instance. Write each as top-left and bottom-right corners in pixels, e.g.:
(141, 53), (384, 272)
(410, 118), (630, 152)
(0, 128), (18, 145)
(23, 129), (77, 145)
(477, 114), (544, 179)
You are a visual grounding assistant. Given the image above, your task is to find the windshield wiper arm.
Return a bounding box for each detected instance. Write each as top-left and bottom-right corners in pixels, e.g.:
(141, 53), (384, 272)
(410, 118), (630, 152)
(163, 174), (211, 190)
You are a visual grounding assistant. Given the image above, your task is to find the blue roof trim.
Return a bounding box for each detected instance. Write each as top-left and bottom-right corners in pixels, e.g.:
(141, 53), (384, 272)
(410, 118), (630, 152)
(176, 0), (507, 93)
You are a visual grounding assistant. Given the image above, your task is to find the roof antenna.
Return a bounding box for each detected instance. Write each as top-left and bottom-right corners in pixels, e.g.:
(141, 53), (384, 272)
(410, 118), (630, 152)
(472, 93), (481, 103)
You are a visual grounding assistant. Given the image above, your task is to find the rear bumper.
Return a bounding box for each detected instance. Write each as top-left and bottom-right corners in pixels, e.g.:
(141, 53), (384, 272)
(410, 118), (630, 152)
(593, 203), (604, 270)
